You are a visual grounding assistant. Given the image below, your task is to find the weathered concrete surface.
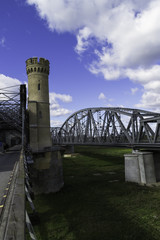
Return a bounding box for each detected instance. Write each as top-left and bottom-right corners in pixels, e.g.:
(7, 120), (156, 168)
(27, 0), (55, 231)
(151, 151), (160, 182)
(0, 171), (12, 203)
(0, 151), (25, 240)
(31, 150), (64, 194)
(124, 154), (140, 183)
(0, 151), (20, 203)
(124, 152), (156, 184)
(130, 150), (160, 183)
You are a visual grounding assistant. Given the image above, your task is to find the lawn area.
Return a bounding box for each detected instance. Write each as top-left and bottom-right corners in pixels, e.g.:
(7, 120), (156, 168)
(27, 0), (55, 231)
(29, 146), (160, 240)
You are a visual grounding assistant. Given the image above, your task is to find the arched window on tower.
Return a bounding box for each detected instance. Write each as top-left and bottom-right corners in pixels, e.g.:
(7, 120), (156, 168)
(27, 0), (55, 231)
(38, 83), (40, 91)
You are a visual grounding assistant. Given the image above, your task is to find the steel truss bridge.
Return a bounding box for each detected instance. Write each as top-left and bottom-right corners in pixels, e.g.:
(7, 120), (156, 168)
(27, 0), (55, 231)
(52, 107), (160, 149)
(0, 84), (27, 146)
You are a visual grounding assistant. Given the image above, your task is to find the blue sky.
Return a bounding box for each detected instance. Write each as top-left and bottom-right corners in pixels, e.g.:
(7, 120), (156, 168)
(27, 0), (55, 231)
(1, 0), (160, 127)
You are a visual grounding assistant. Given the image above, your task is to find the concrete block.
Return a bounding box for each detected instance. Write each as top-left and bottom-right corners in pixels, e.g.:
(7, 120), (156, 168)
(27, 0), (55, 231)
(31, 150), (64, 194)
(152, 151), (160, 182)
(64, 145), (75, 154)
(125, 154), (141, 183)
(124, 152), (156, 184)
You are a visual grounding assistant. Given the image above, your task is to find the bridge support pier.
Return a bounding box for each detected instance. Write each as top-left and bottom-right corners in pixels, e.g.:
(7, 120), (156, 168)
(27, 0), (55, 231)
(64, 145), (75, 154)
(124, 152), (156, 184)
(31, 150), (64, 194)
(150, 151), (160, 182)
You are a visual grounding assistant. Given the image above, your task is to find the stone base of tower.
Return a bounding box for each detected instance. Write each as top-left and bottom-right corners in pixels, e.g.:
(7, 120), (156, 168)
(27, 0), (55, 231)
(30, 150), (64, 194)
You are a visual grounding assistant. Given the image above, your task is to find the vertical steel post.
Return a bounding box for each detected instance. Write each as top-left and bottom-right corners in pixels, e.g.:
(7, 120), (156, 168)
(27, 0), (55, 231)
(20, 85), (26, 150)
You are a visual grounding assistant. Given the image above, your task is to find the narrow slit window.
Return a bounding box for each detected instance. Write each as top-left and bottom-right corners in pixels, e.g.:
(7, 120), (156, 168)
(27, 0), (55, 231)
(38, 83), (40, 90)
(39, 111), (42, 119)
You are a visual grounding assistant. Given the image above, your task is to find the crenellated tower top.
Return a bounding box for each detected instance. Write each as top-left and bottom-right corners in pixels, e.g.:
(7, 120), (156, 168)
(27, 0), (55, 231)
(26, 57), (50, 75)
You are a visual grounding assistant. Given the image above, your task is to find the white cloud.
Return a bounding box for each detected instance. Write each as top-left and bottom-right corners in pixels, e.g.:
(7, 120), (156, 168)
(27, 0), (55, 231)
(50, 102), (60, 109)
(26, 0), (160, 71)
(135, 91), (160, 111)
(75, 27), (92, 54)
(125, 66), (160, 110)
(0, 37), (5, 47)
(50, 92), (72, 103)
(0, 74), (21, 90)
(49, 92), (72, 117)
(131, 87), (138, 95)
(125, 66), (160, 85)
(0, 74), (22, 101)
(27, 0), (158, 67)
(26, 0), (160, 111)
(50, 120), (63, 127)
(50, 108), (72, 117)
(90, 64), (121, 80)
(98, 92), (106, 100)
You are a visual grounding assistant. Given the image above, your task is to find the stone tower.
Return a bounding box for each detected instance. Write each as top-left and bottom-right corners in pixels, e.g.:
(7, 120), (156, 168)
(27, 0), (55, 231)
(26, 57), (63, 194)
(26, 57), (51, 152)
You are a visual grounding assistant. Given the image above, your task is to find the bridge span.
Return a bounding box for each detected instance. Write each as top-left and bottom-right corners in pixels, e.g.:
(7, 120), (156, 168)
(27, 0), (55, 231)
(52, 107), (160, 149)
(1, 84), (160, 238)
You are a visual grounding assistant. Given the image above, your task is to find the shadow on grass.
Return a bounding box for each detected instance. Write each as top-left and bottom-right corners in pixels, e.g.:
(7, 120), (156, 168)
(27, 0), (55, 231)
(34, 170), (160, 240)
(34, 186), (159, 240)
(32, 146), (160, 240)
(77, 147), (131, 165)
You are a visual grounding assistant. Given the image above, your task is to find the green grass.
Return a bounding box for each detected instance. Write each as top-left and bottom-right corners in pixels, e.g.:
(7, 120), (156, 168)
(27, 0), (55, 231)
(28, 146), (160, 240)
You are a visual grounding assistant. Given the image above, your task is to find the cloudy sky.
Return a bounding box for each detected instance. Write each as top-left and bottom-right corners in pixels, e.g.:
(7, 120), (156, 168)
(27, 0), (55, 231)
(1, 0), (160, 127)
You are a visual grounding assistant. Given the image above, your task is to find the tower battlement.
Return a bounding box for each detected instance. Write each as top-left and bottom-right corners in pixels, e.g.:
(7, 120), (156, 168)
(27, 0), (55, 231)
(26, 57), (49, 75)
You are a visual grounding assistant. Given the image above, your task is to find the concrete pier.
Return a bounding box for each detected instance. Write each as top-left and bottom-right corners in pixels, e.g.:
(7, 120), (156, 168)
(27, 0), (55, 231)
(64, 145), (75, 154)
(31, 149), (64, 194)
(150, 151), (160, 182)
(124, 152), (156, 184)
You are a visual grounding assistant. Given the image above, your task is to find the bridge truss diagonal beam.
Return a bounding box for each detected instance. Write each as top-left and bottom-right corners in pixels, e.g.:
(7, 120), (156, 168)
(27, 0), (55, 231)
(51, 107), (160, 148)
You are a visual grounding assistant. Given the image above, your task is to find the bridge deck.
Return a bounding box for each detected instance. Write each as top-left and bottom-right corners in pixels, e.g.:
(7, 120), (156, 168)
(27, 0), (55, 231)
(0, 147), (21, 204)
